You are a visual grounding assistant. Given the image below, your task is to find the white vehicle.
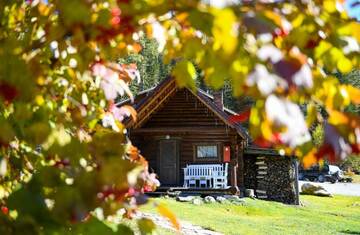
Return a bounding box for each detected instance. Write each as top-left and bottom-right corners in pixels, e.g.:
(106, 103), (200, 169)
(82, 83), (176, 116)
(329, 165), (342, 176)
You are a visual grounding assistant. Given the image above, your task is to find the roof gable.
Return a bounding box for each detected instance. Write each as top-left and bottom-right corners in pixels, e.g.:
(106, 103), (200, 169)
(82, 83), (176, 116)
(120, 77), (248, 138)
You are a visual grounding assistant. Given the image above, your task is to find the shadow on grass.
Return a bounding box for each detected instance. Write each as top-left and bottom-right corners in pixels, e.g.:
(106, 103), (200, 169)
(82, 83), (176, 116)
(341, 229), (360, 235)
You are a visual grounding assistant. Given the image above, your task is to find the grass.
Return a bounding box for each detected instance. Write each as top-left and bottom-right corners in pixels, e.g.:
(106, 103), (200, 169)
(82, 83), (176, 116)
(140, 195), (360, 235)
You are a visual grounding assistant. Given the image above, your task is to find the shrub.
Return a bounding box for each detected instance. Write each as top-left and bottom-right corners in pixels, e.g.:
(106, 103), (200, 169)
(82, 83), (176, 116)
(341, 155), (360, 174)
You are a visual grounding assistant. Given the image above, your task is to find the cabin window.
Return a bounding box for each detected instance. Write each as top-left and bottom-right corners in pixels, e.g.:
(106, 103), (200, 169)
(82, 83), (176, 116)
(195, 144), (218, 159)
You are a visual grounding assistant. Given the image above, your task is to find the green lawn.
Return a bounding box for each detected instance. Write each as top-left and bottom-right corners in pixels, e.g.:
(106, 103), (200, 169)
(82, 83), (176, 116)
(140, 195), (360, 235)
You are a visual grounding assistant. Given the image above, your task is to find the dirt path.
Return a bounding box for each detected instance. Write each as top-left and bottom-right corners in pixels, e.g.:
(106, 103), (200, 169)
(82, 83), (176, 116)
(135, 211), (223, 235)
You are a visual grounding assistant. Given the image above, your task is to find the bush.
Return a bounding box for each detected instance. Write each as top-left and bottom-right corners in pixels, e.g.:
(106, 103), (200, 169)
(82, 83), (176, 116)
(341, 155), (360, 174)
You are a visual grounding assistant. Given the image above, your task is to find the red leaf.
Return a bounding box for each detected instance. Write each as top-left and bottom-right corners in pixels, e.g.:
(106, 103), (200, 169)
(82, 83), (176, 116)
(111, 7), (121, 17)
(1, 206), (8, 215)
(315, 144), (336, 163)
(254, 137), (272, 148)
(0, 82), (18, 102)
(272, 132), (282, 144)
(273, 59), (302, 82)
(350, 144), (360, 154)
(305, 38), (320, 49)
(229, 109), (251, 123)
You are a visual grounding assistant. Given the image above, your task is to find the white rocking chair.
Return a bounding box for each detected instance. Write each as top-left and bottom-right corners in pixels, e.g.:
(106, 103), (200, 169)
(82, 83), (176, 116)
(212, 163), (228, 189)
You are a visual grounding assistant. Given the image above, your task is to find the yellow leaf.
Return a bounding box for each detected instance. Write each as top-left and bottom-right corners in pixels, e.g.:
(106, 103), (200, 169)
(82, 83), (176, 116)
(261, 120), (273, 141)
(145, 0), (164, 6)
(211, 8), (238, 56)
(292, 14), (305, 28)
(323, 0), (336, 13)
(306, 104), (317, 126)
(263, 10), (282, 27)
(337, 57), (353, 73)
(172, 60), (196, 89)
(351, 22), (360, 43)
(338, 22), (360, 43)
(314, 41), (332, 59)
(157, 203), (180, 231)
(35, 95), (45, 106)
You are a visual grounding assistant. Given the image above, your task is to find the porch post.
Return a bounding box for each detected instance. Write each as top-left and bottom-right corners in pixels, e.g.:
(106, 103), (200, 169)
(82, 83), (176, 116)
(230, 158), (240, 195)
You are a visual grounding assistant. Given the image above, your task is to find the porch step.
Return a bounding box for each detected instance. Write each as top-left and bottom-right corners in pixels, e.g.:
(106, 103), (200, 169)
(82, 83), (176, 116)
(258, 166), (268, 170)
(255, 161), (265, 165)
(257, 171), (267, 175)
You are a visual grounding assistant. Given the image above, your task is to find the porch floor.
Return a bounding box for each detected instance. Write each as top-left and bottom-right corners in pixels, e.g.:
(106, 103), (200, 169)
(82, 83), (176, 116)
(146, 186), (239, 197)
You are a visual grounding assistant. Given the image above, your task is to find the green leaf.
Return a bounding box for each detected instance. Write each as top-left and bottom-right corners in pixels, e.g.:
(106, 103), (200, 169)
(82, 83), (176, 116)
(188, 10), (214, 36)
(100, 157), (136, 190)
(7, 186), (51, 224)
(0, 117), (14, 145)
(73, 217), (134, 235)
(24, 122), (51, 145)
(138, 218), (156, 235)
(58, 0), (92, 27)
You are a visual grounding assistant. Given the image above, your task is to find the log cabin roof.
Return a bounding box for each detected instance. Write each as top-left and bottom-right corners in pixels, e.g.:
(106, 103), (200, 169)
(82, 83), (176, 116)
(117, 77), (249, 139)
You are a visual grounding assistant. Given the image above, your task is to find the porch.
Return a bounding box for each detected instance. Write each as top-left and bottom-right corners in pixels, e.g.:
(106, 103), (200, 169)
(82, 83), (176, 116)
(146, 186), (239, 197)
(132, 135), (243, 193)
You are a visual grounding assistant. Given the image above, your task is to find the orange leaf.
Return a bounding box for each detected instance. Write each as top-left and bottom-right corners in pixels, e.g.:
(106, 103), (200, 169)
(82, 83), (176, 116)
(122, 105), (137, 122)
(328, 110), (349, 126)
(156, 203), (180, 231)
(347, 85), (360, 105)
(132, 43), (142, 53)
(302, 148), (317, 168)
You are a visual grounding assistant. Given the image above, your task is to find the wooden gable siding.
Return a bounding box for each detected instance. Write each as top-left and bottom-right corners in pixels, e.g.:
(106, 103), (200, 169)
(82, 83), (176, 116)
(142, 89), (228, 128)
(130, 88), (244, 186)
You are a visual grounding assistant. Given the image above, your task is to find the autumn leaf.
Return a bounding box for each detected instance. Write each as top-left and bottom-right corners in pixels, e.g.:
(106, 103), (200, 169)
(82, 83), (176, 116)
(156, 203), (180, 231)
(172, 60), (196, 90)
(228, 109), (251, 123)
(302, 148), (317, 168)
(346, 85), (360, 105)
(137, 218), (156, 235)
(211, 8), (238, 56)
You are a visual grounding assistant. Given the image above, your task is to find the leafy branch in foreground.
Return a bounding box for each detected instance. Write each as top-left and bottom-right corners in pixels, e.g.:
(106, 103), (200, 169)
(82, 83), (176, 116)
(0, 0), (359, 233)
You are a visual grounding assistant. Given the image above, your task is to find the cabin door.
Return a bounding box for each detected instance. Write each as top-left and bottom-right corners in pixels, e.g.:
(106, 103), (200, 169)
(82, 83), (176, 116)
(159, 140), (178, 185)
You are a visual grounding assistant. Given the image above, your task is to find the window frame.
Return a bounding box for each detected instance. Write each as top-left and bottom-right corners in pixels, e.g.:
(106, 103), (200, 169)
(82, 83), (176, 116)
(193, 143), (221, 162)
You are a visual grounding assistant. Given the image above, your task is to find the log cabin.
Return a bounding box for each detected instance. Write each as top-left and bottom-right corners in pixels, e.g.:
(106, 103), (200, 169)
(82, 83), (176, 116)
(120, 77), (299, 204)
